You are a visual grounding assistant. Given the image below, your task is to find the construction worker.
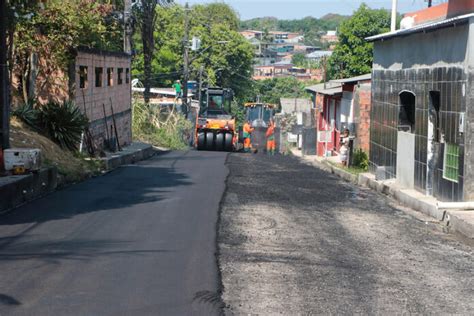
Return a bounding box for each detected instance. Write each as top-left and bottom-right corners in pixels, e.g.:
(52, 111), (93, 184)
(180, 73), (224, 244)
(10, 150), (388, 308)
(266, 119), (276, 155)
(243, 120), (254, 153)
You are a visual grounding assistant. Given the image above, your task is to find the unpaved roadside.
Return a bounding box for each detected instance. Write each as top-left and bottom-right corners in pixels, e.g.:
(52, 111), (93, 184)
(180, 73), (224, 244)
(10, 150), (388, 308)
(218, 153), (474, 315)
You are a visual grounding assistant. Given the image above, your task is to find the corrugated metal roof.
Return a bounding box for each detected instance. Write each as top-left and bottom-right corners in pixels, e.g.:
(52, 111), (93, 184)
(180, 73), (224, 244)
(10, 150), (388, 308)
(330, 73), (371, 84)
(305, 82), (342, 95)
(366, 13), (474, 42)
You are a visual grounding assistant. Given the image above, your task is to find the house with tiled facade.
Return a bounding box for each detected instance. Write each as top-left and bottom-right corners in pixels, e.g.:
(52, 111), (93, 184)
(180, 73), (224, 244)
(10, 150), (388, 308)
(366, 0), (474, 202)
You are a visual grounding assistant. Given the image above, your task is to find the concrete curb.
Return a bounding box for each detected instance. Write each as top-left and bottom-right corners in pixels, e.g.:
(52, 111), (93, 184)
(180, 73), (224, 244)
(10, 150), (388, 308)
(101, 143), (156, 170)
(293, 149), (473, 240)
(445, 211), (474, 239)
(0, 167), (58, 214)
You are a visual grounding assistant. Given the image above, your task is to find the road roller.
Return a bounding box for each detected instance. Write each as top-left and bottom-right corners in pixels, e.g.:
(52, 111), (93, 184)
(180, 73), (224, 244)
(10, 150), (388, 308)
(195, 87), (237, 151)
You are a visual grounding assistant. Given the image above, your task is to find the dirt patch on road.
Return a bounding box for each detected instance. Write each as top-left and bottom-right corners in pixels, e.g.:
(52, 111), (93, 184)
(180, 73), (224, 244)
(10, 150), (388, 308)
(218, 153), (474, 314)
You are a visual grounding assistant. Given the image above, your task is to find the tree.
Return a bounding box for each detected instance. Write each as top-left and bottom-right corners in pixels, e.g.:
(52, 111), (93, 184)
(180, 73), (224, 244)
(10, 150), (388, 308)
(328, 4), (390, 79)
(132, 2), (254, 100)
(8, 0), (122, 103)
(291, 53), (307, 67)
(134, 0), (173, 103)
(249, 77), (314, 106)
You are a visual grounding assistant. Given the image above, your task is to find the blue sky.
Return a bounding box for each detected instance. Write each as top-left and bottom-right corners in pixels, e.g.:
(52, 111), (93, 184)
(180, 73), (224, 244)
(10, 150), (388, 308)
(175, 0), (434, 20)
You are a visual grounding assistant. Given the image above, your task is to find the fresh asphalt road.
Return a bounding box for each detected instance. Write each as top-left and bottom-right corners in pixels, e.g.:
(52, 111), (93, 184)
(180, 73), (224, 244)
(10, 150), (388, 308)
(0, 150), (228, 315)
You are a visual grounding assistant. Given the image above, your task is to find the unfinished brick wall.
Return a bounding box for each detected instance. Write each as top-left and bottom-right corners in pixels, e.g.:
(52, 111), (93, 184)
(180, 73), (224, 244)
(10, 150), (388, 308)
(354, 83), (371, 154)
(74, 49), (132, 150)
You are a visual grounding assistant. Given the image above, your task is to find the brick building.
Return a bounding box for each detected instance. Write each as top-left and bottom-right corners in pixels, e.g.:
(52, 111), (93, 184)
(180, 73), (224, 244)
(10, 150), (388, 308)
(306, 74), (371, 158)
(74, 48), (132, 150)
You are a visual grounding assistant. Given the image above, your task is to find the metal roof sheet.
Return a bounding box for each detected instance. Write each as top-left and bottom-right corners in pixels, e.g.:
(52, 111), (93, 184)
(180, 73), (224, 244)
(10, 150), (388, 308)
(366, 13), (474, 42)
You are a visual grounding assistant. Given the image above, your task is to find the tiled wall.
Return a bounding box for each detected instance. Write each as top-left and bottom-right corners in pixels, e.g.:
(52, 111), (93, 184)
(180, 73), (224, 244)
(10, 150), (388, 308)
(370, 66), (466, 201)
(74, 50), (132, 150)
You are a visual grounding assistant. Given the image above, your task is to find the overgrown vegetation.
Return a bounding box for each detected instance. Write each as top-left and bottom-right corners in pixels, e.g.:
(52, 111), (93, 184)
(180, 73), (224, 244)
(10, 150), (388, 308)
(10, 118), (103, 183)
(132, 102), (193, 150)
(12, 100), (88, 151)
(352, 148), (369, 171)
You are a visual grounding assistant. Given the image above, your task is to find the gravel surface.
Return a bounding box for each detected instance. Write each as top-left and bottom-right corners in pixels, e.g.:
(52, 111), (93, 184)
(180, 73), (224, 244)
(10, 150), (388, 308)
(218, 153), (474, 315)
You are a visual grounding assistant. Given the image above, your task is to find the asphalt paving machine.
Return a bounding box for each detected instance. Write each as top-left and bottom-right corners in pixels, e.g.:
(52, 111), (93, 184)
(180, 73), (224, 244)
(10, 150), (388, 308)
(195, 87), (237, 151)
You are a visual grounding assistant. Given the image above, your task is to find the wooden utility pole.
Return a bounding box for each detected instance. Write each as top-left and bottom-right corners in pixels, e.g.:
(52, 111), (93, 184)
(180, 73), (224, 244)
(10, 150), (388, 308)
(182, 2), (190, 118)
(0, 0), (10, 150)
(124, 0), (133, 54)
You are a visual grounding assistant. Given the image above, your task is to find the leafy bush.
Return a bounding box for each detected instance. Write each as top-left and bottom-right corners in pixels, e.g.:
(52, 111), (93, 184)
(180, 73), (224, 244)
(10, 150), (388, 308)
(37, 100), (88, 151)
(11, 100), (40, 128)
(352, 148), (369, 171)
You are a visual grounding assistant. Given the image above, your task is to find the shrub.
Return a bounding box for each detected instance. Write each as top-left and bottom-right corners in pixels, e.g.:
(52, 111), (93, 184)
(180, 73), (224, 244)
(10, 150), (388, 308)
(352, 148), (369, 171)
(11, 100), (40, 128)
(37, 100), (88, 151)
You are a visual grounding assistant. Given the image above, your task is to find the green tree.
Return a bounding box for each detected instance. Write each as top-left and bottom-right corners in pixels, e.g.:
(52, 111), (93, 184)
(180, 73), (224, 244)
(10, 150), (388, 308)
(328, 4), (390, 79)
(291, 53), (307, 67)
(8, 0), (122, 102)
(132, 3), (254, 99)
(249, 77), (314, 106)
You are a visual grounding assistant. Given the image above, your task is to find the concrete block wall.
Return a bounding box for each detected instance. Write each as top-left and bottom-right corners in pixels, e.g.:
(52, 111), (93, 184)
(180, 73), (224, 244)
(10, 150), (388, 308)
(74, 49), (132, 150)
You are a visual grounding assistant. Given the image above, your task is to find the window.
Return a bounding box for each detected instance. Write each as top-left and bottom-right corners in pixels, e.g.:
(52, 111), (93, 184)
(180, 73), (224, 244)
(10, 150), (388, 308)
(95, 67), (103, 87)
(125, 68), (130, 84)
(79, 66), (88, 89)
(398, 91), (416, 133)
(443, 143), (460, 182)
(117, 68), (123, 85)
(107, 68), (114, 86)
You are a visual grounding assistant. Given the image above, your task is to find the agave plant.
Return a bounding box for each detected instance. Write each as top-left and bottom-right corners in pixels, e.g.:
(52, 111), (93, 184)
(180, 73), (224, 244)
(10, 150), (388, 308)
(37, 100), (89, 151)
(11, 99), (40, 128)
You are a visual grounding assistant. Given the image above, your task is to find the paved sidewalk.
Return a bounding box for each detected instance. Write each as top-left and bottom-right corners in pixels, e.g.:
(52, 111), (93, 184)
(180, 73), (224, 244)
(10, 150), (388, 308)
(291, 148), (474, 240)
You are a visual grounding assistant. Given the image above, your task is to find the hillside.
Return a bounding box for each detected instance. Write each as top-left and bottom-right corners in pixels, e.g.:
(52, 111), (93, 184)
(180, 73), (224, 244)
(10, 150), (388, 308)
(240, 14), (349, 33)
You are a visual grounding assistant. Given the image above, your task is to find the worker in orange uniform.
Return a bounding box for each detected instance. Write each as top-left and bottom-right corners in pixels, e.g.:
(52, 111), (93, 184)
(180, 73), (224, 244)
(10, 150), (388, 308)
(265, 119), (276, 155)
(243, 120), (254, 153)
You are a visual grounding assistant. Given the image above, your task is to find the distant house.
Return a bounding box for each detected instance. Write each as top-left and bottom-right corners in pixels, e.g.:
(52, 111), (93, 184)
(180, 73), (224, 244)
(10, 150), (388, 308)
(321, 30), (338, 44)
(306, 74), (371, 158)
(366, 0), (474, 201)
(305, 50), (333, 62)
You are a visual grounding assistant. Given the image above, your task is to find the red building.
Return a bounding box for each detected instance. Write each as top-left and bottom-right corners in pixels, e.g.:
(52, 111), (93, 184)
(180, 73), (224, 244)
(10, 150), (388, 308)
(306, 74), (371, 158)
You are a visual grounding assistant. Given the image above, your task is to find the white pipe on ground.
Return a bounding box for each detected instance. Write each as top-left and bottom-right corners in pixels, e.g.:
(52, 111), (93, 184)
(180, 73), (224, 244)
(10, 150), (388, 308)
(391, 0), (398, 32)
(437, 202), (474, 210)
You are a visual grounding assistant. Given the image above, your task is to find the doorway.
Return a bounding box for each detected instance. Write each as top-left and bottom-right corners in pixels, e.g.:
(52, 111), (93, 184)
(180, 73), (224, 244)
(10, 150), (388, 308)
(427, 91), (440, 195)
(396, 91), (416, 189)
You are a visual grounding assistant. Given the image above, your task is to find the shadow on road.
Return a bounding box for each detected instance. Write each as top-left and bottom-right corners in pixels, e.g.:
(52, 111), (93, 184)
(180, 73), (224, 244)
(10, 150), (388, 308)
(0, 294), (21, 306)
(0, 158), (192, 226)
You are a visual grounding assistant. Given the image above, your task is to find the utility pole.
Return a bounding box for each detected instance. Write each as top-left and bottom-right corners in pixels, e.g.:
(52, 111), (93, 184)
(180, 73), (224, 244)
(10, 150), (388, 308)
(198, 65), (204, 107)
(182, 2), (190, 118)
(391, 0), (398, 32)
(428, 0), (432, 7)
(0, 0), (10, 150)
(124, 0), (133, 54)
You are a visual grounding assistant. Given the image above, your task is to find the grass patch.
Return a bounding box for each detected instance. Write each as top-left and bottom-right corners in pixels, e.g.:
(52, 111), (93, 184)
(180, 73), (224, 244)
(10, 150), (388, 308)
(132, 101), (193, 150)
